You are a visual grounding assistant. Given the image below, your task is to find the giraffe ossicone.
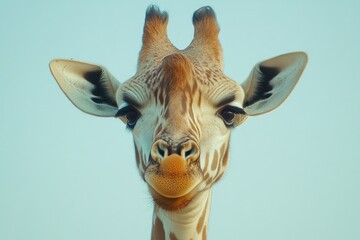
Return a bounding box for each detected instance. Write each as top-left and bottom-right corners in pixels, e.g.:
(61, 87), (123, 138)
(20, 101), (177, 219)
(50, 5), (307, 240)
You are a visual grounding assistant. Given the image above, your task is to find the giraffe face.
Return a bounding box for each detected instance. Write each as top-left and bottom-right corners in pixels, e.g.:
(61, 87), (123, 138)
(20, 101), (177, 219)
(116, 53), (247, 210)
(49, 6), (307, 212)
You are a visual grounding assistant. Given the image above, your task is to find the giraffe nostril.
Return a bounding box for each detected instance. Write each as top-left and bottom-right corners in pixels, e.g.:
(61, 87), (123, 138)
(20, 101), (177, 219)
(151, 139), (169, 162)
(181, 140), (200, 162)
(158, 147), (165, 158)
(184, 149), (193, 159)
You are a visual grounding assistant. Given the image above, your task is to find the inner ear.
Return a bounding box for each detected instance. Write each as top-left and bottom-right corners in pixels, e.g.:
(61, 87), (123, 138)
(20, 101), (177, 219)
(84, 69), (118, 107)
(84, 69), (102, 83)
(244, 65), (280, 107)
(259, 65), (280, 82)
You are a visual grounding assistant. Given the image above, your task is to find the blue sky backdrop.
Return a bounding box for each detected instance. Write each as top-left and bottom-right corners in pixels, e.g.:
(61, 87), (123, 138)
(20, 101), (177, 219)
(1, 0), (359, 239)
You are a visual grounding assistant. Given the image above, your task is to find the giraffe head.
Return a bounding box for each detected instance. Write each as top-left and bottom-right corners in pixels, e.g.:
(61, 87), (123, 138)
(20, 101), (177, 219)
(50, 6), (307, 212)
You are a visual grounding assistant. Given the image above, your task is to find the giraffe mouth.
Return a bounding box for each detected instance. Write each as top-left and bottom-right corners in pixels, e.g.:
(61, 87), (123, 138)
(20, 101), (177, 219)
(145, 154), (202, 211)
(147, 184), (200, 211)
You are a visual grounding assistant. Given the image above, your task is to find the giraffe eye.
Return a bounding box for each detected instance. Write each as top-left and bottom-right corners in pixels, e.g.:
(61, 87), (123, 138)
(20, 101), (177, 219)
(218, 106), (246, 127)
(219, 110), (236, 126)
(125, 111), (140, 128)
(115, 105), (141, 130)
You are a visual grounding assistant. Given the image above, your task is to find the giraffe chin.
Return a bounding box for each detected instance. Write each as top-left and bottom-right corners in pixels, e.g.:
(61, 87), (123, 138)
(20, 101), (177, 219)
(145, 171), (202, 211)
(147, 184), (200, 211)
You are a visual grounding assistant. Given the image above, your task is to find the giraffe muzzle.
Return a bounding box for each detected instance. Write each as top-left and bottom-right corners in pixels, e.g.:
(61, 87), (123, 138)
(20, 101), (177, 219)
(145, 140), (202, 207)
(145, 154), (202, 199)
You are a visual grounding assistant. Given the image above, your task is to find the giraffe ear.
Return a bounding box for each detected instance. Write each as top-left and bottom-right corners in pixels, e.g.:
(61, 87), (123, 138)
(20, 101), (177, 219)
(49, 59), (120, 117)
(241, 52), (308, 116)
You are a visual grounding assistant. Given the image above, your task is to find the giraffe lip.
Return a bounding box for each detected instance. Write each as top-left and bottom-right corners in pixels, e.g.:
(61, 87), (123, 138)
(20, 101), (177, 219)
(146, 183), (200, 211)
(145, 170), (202, 199)
(145, 154), (202, 199)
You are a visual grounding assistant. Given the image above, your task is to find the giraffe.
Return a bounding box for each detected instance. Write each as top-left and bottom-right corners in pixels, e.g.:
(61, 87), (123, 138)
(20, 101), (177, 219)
(49, 6), (307, 240)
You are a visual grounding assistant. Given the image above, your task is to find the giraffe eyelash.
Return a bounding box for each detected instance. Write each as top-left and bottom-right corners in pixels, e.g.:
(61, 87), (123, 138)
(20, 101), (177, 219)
(115, 105), (141, 130)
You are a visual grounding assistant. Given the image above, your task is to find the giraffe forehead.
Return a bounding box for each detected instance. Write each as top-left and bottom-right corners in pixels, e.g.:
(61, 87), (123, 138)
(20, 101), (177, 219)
(160, 53), (192, 92)
(119, 51), (244, 110)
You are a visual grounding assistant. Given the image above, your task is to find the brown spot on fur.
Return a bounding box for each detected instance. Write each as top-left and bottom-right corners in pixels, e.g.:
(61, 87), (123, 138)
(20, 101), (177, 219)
(134, 144), (140, 167)
(211, 151), (218, 171)
(141, 153), (147, 172)
(202, 225), (207, 240)
(188, 105), (200, 135)
(153, 87), (159, 105)
(222, 143), (230, 167)
(197, 91), (202, 107)
(169, 232), (178, 240)
(204, 173), (210, 181)
(155, 124), (163, 137)
(219, 143), (225, 158)
(151, 217), (165, 240)
(196, 199), (208, 233)
(158, 87), (164, 105)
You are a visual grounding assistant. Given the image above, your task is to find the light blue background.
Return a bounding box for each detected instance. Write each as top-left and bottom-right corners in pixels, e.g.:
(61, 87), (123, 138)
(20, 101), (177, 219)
(1, 0), (359, 239)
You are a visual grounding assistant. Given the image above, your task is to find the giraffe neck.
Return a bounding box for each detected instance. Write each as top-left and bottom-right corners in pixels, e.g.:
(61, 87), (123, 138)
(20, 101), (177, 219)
(151, 190), (211, 240)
